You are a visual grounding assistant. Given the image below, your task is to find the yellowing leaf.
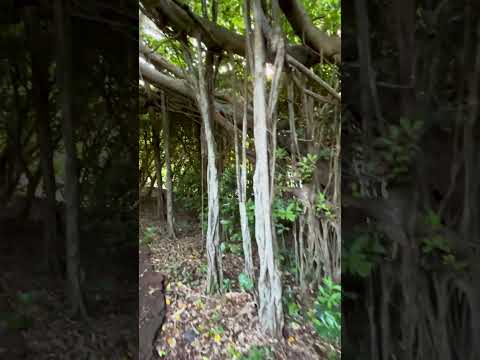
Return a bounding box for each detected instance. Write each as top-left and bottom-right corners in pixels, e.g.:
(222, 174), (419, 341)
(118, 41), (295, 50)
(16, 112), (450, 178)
(213, 334), (222, 344)
(167, 337), (176, 348)
(288, 336), (295, 344)
(173, 307), (185, 321)
(166, 297), (171, 305)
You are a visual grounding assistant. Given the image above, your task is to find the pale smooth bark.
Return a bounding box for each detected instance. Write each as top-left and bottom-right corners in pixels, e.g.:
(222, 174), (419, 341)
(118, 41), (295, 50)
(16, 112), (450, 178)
(287, 79), (301, 158)
(140, 61), (242, 137)
(150, 118), (165, 222)
(234, 100), (254, 283)
(161, 92), (175, 238)
(251, 0), (284, 337)
(195, 43), (223, 294)
(140, 42), (184, 79)
(140, 61), (297, 156)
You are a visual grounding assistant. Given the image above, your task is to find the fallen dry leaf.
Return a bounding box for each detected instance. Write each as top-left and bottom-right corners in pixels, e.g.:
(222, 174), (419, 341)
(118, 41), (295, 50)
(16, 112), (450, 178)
(167, 337), (176, 348)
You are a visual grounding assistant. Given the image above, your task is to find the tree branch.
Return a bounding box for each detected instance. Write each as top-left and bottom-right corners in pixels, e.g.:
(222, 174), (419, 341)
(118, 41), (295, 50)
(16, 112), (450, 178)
(279, 0), (341, 63)
(287, 55), (340, 101)
(142, 0), (334, 66)
(140, 42), (184, 79)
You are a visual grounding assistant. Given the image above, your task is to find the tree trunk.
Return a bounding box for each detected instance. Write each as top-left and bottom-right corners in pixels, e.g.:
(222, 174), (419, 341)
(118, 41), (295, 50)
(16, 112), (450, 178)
(195, 44), (223, 294)
(140, 129), (153, 192)
(462, 22), (480, 242)
(146, 175), (156, 198)
(234, 99), (255, 283)
(150, 114), (165, 223)
(25, 5), (60, 275)
(200, 121), (208, 206)
(355, 0), (373, 144)
(161, 92), (175, 238)
(54, 0), (87, 318)
(251, 0), (284, 337)
(155, 167), (164, 221)
(390, 0), (416, 119)
(4, 65), (25, 202)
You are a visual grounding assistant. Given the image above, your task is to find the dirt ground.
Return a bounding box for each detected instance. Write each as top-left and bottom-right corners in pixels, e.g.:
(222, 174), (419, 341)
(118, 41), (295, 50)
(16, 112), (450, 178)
(139, 202), (338, 360)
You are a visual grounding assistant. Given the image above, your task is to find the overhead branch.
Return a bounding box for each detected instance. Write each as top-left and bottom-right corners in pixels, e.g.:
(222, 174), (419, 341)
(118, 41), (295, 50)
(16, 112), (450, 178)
(140, 42), (184, 78)
(279, 0), (341, 63)
(139, 47), (302, 159)
(287, 55), (341, 101)
(142, 0), (334, 66)
(140, 61), (191, 96)
(140, 58), (256, 128)
(140, 61), (245, 139)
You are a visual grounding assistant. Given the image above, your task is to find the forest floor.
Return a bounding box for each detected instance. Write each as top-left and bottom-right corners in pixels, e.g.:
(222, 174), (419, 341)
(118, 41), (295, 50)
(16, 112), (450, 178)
(140, 203), (338, 360)
(0, 222), (137, 359)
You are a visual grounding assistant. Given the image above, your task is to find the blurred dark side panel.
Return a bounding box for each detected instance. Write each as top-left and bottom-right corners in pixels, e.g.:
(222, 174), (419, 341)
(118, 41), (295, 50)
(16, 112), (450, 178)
(342, 0), (480, 359)
(0, 1), (139, 358)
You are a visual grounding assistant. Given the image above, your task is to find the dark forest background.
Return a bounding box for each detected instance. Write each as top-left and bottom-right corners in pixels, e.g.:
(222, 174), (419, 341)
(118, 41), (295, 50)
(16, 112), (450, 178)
(342, 0), (480, 359)
(0, 1), (138, 358)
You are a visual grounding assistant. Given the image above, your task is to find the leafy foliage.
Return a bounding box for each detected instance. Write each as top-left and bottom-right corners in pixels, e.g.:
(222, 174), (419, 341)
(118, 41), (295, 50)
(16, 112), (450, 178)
(374, 117), (423, 181)
(298, 153), (318, 182)
(419, 210), (468, 271)
(141, 226), (157, 245)
(422, 234), (450, 254)
(309, 277), (341, 342)
(343, 228), (385, 277)
(315, 191), (334, 219)
(239, 346), (273, 360)
(238, 272), (254, 292)
(223, 278), (233, 292)
(287, 300), (301, 318)
(271, 197), (303, 240)
(307, 0), (341, 35)
(227, 344), (242, 359)
(273, 198), (302, 222)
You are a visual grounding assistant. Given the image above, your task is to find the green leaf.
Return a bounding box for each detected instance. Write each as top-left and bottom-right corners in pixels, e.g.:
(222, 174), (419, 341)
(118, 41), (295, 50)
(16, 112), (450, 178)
(389, 125), (400, 138)
(288, 301), (300, 316)
(238, 272), (254, 291)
